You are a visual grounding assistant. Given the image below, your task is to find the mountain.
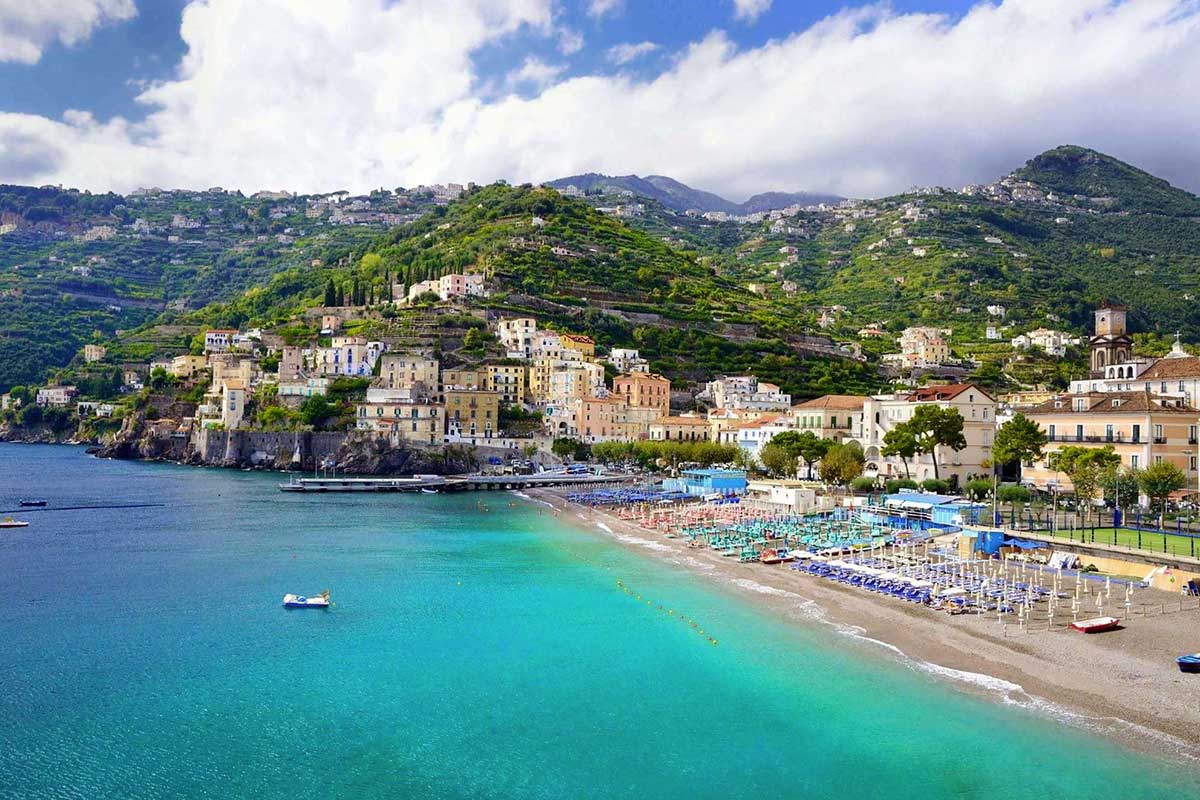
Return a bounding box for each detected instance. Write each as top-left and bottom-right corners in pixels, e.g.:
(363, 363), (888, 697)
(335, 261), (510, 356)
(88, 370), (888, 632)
(1014, 145), (1200, 217)
(545, 173), (844, 214)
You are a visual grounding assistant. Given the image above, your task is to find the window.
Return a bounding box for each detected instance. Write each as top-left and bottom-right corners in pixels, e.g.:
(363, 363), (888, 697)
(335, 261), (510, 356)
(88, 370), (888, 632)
(1131, 455), (1139, 468)
(1191, 456), (1197, 471)
(1154, 424), (1163, 439)
(1048, 424), (1056, 439)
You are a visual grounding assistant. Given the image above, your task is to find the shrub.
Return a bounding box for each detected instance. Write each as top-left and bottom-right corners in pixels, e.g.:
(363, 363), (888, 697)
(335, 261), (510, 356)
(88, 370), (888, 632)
(920, 478), (951, 494)
(850, 476), (876, 494)
(964, 478), (993, 501)
(885, 478), (919, 493)
(997, 484), (1032, 504)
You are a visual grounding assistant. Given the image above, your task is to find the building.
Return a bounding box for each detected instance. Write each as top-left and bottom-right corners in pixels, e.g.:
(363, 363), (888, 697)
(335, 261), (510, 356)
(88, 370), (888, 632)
(614, 372), (671, 417)
(278, 346), (305, 381)
(547, 362), (606, 406)
(204, 329), (238, 353)
(437, 272), (487, 299)
(1011, 328), (1081, 357)
(663, 469), (747, 497)
(484, 364), (526, 405)
(170, 355), (208, 380)
(277, 377), (329, 398)
(444, 388), (500, 439)
(497, 318), (537, 359)
(1, 393), (15, 411)
(648, 414), (712, 442)
(857, 384), (996, 485)
(560, 333), (596, 361)
(36, 386), (77, 406)
(743, 479), (829, 514)
(790, 395), (866, 441)
(380, 353), (439, 397)
(220, 380), (247, 429)
(1089, 302), (1133, 376)
(83, 344), (106, 363)
(703, 375), (791, 411)
(607, 348), (648, 373)
(355, 387), (442, 445)
(407, 279), (441, 303)
(312, 336), (382, 378)
(894, 327), (950, 368)
(1023, 391), (1199, 494)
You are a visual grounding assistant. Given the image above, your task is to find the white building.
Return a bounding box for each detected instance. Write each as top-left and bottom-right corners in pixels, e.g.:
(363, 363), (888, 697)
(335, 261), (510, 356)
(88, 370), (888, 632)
(703, 376), (791, 411)
(1011, 328), (1081, 357)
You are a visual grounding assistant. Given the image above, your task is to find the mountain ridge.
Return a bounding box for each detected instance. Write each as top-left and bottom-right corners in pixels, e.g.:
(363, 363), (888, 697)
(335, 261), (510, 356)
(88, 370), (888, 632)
(543, 172), (844, 214)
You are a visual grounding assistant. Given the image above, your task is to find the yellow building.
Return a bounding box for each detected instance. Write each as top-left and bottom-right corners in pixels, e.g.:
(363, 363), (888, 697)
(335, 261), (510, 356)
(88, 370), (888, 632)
(790, 395), (866, 441)
(1024, 392), (1199, 494)
(648, 414), (712, 442)
(83, 344), (106, 363)
(560, 333), (596, 361)
(356, 389), (442, 446)
(169, 355), (208, 379)
(445, 388), (500, 439)
(484, 364), (526, 405)
(380, 354), (440, 397)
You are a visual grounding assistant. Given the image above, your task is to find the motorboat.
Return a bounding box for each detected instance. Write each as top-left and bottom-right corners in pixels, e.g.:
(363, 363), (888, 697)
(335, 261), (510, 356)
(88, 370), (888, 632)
(1070, 616), (1121, 633)
(1, 517), (30, 529)
(1177, 654), (1200, 674)
(18, 500), (46, 507)
(420, 488), (438, 495)
(283, 591), (330, 609)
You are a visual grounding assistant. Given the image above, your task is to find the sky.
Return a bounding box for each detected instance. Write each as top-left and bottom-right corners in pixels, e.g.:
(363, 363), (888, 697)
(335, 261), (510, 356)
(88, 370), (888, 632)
(1, 0), (1199, 200)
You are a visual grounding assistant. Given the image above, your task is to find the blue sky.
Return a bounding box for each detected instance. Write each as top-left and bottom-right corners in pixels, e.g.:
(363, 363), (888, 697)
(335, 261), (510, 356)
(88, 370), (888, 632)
(1, 1), (1198, 197)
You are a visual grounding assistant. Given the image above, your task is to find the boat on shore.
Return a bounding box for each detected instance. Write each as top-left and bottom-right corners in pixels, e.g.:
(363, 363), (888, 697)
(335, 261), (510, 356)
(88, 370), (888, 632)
(1070, 616), (1121, 633)
(1, 517), (30, 528)
(283, 590), (330, 609)
(1178, 654), (1200, 674)
(18, 500), (46, 507)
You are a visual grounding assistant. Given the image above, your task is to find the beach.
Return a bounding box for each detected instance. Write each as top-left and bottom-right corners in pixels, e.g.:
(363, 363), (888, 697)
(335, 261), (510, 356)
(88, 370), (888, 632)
(528, 487), (1200, 761)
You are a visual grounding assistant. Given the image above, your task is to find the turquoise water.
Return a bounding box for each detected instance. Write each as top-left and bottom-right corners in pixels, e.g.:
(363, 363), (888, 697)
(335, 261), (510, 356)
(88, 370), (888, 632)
(1, 444), (1196, 799)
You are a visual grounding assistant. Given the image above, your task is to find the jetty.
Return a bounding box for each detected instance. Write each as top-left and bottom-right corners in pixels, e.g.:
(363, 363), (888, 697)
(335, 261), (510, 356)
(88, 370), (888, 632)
(278, 471), (633, 493)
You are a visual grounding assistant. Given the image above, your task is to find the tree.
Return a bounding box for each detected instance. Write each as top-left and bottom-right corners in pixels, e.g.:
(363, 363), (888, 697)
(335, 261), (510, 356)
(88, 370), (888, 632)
(323, 278), (336, 307)
(777, 430), (832, 479)
(1098, 466), (1139, 510)
(1053, 446), (1121, 524)
(908, 405), (966, 480)
(881, 425), (917, 479)
(963, 478), (992, 501)
(758, 442), (796, 478)
(552, 437), (583, 461)
(997, 484), (1031, 504)
(298, 394), (335, 429)
(1137, 461), (1187, 527)
(819, 441), (864, 488)
(992, 413), (1044, 472)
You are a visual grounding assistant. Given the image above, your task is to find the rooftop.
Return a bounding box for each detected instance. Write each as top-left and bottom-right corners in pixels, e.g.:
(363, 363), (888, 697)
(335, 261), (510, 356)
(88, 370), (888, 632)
(795, 394), (868, 410)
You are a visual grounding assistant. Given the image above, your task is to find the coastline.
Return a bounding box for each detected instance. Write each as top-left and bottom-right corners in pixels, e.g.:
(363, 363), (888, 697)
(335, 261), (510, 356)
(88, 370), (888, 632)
(525, 487), (1200, 764)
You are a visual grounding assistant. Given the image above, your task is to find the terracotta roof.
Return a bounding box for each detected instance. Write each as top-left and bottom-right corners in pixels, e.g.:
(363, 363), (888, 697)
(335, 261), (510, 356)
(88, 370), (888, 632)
(1136, 356), (1200, 380)
(903, 383), (993, 402)
(794, 394), (868, 410)
(652, 415), (709, 426)
(1028, 391), (1198, 415)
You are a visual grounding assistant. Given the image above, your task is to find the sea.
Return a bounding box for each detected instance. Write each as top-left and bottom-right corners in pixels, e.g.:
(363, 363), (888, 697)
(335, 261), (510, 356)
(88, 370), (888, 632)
(1, 443), (1197, 799)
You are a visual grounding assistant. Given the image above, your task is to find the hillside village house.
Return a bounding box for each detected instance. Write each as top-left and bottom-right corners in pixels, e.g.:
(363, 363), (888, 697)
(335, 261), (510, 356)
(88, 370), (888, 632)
(790, 395), (867, 441)
(485, 364), (526, 404)
(857, 384), (996, 486)
(312, 336), (383, 377)
(381, 353), (439, 397)
(1011, 328), (1080, 357)
(497, 317), (537, 359)
(356, 387), (442, 445)
(170, 355), (208, 379)
(83, 344), (106, 363)
(614, 372), (671, 417)
(648, 414), (711, 442)
(444, 388), (499, 440)
(1023, 392), (1199, 494)
(204, 329), (237, 353)
(36, 386), (77, 406)
(277, 376), (330, 398)
(887, 326), (950, 368)
(607, 348), (648, 373)
(560, 333), (596, 361)
(704, 376), (791, 411)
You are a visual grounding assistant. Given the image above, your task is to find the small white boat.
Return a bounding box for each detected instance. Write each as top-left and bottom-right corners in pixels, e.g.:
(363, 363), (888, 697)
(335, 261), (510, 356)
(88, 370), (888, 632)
(1071, 616), (1120, 633)
(1, 517), (29, 529)
(283, 591), (330, 609)
(420, 488), (439, 495)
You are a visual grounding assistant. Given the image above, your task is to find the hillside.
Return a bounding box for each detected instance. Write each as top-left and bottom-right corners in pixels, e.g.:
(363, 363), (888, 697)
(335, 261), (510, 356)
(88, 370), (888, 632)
(0, 184), (440, 388)
(546, 173), (843, 214)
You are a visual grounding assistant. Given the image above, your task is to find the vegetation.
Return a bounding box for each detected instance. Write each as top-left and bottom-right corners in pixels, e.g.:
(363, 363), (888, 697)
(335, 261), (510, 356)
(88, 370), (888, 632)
(589, 440), (739, 469)
(1136, 461), (1188, 526)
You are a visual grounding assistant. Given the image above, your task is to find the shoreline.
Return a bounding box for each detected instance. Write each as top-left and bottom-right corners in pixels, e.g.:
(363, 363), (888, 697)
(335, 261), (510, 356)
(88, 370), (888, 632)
(525, 487), (1200, 765)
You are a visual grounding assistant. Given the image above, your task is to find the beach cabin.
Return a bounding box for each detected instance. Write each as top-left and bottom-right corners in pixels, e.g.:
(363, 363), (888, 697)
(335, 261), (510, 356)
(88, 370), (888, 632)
(859, 492), (985, 532)
(663, 468), (747, 498)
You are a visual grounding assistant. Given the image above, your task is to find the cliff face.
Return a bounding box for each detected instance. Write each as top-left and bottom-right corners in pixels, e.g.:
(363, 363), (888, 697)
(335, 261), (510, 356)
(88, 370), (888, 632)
(94, 419), (480, 475)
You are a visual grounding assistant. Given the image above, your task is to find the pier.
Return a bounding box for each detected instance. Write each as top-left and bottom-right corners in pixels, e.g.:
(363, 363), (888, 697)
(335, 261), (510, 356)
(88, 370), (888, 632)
(278, 472), (634, 493)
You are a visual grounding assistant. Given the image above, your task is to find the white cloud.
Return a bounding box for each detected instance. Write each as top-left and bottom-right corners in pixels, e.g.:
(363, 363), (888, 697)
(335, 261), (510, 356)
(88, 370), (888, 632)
(587, 0), (623, 19)
(505, 56), (566, 90)
(4, 0), (1200, 200)
(606, 41), (658, 65)
(555, 25), (584, 54)
(731, 0), (771, 23)
(0, 0), (136, 64)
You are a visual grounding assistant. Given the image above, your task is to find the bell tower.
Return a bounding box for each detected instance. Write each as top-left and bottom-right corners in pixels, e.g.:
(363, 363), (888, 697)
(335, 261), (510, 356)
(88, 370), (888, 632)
(1089, 302), (1132, 376)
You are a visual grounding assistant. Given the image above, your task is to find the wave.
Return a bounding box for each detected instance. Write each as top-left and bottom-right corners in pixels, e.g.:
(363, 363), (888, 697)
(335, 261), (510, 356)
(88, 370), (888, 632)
(509, 490), (554, 509)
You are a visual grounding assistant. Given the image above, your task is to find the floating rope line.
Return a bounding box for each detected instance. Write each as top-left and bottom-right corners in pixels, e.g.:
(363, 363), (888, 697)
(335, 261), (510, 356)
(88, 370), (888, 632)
(616, 579), (718, 646)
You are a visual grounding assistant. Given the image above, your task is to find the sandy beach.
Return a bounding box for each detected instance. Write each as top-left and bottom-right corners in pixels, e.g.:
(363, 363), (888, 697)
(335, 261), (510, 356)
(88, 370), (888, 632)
(527, 487), (1200, 763)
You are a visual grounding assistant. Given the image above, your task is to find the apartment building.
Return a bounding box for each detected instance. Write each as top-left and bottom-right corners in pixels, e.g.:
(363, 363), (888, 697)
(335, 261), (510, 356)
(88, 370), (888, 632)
(613, 372), (671, 417)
